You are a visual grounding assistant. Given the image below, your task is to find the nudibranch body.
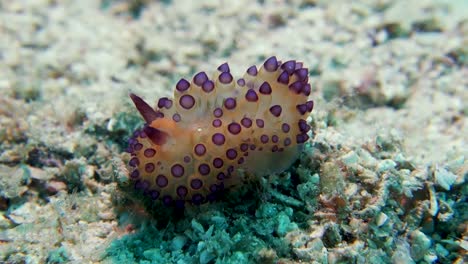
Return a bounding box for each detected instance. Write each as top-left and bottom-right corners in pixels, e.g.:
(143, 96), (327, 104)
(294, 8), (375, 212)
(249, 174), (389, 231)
(127, 56), (313, 207)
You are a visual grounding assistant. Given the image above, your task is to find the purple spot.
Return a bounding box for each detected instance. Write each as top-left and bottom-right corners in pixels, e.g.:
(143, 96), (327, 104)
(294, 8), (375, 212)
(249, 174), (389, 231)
(272, 146), (279, 152)
(245, 89), (258, 102)
(238, 157), (245, 164)
(218, 62), (230, 72)
(282, 123), (290, 133)
(213, 107), (223, 118)
(184, 156), (191, 163)
(237, 78), (245, 86)
(296, 134), (310, 144)
(177, 186), (188, 197)
(294, 68), (308, 81)
(212, 133), (225, 145)
(176, 78), (190, 92)
(224, 97), (236, 110)
(212, 119), (222, 127)
(179, 94), (195, 109)
(228, 122), (241, 135)
(191, 193), (204, 205)
(247, 65), (257, 76)
(241, 117), (252, 128)
(194, 144), (206, 156)
(149, 190), (159, 200)
(202, 80), (215, 93)
(250, 144), (256, 150)
(144, 148), (156, 158)
(190, 179), (203, 189)
(240, 143), (249, 152)
(259, 82), (272, 95)
(130, 170), (139, 179)
(134, 143), (143, 151)
(302, 83), (311, 96)
(284, 137), (291, 146)
(296, 103), (308, 115)
(198, 164), (210, 175)
(226, 148), (237, 160)
(172, 113), (181, 122)
(289, 81), (303, 94)
(281, 60), (296, 74)
(261, 135), (269, 143)
(145, 163), (155, 173)
(269, 105), (282, 117)
(227, 166), (234, 174)
(277, 71), (290, 84)
(272, 135), (279, 143)
(156, 174), (168, 187)
(193, 71), (208, 86)
(213, 158), (224, 168)
(264, 56), (278, 72)
(295, 62), (304, 69)
(129, 157), (139, 167)
(217, 172), (225, 180)
(219, 72), (233, 84)
(256, 119), (264, 128)
(171, 164), (184, 177)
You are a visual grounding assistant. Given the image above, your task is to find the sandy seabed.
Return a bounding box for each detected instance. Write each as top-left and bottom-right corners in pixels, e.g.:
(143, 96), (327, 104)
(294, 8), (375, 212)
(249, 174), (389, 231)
(0, 0), (466, 263)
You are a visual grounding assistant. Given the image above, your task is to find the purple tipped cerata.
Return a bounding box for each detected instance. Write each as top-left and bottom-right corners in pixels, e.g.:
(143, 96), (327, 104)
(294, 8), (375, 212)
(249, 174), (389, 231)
(224, 97), (236, 110)
(289, 81), (303, 94)
(241, 117), (252, 128)
(277, 71), (290, 84)
(213, 107), (223, 117)
(156, 174), (168, 187)
(247, 65), (257, 76)
(176, 78), (190, 92)
(245, 89), (259, 102)
(212, 133), (225, 145)
(264, 56), (279, 72)
(194, 144), (206, 156)
(295, 68), (308, 81)
(177, 186), (188, 197)
(226, 149), (237, 160)
(191, 179), (203, 190)
(259, 82), (272, 95)
(198, 163), (210, 175)
(219, 72), (233, 84)
(269, 105), (282, 117)
(193, 71), (208, 86)
(228, 122), (242, 135)
(202, 80), (215, 93)
(282, 123), (290, 133)
(171, 164), (184, 177)
(213, 158), (224, 168)
(179, 94), (195, 109)
(217, 62), (230, 72)
(281, 60), (296, 75)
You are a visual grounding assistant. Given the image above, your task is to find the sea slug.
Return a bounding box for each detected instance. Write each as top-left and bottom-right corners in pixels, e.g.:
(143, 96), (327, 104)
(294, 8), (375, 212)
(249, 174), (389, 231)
(127, 56), (314, 207)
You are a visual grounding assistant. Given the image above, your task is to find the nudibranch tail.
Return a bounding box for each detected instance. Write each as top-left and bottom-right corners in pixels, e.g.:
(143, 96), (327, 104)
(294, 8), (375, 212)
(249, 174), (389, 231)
(127, 56), (314, 207)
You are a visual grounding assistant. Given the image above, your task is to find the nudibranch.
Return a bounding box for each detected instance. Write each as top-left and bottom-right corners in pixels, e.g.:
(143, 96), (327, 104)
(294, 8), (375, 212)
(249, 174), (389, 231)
(127, 56), (314, 207)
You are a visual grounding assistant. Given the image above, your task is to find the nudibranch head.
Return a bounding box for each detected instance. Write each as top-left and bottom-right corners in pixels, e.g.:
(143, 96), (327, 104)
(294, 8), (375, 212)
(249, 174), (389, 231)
(127, 56), (314, 207)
